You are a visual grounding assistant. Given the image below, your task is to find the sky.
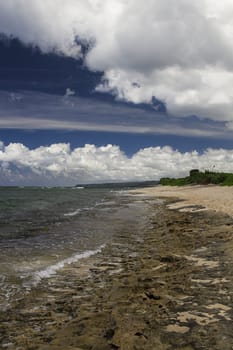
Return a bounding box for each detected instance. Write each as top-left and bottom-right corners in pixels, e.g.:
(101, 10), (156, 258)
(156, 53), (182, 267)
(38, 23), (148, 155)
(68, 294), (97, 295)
(0, 0), (233, 185)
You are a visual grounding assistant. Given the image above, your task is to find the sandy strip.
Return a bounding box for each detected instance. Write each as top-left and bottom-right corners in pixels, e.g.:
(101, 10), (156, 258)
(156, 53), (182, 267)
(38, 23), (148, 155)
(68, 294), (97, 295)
(130, 185), (233, 217)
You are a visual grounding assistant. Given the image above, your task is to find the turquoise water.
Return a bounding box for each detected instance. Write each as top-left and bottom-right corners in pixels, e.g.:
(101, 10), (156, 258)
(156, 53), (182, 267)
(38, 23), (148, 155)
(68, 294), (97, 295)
(0, 186), (150, 309)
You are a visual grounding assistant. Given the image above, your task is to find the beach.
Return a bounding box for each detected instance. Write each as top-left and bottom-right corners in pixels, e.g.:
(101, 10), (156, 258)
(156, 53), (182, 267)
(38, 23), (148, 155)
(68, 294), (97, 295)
(131, 185), (233, 217)
(1, 186), (233, 349)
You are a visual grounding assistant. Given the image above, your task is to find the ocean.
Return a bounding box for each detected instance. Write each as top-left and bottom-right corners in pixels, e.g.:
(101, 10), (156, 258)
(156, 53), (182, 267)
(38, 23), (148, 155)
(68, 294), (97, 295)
(0, 185), (153, 310)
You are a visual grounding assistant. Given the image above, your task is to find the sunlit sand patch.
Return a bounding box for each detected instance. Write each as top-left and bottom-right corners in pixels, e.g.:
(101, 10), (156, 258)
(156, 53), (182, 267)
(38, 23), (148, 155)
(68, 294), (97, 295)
(165, 324), (190, 334)
(185, 255), (219, 268)
(218, 289), (228, 295)
(167, 203), (207, 213)
(194, 247), (208, 253)
(177, 311), (218, 325)
(191, 278), (212, 284)
(109, 268), (123, 275)
(152, 263), (167, 271)
(205, 304), (232, 321)
(191, 278), (229, 285)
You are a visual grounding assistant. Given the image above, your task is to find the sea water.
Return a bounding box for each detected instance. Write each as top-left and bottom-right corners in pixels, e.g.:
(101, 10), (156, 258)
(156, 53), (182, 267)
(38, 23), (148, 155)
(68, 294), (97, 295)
(0, 185), (151, 309)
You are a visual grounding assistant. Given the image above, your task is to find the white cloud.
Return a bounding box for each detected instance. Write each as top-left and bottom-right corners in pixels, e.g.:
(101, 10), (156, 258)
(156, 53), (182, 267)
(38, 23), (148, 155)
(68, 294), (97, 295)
(1, 1), (233, 124)
(98, 67), (233, 122)
(0, 142), (233, 185)
(64, 88), (75, 97)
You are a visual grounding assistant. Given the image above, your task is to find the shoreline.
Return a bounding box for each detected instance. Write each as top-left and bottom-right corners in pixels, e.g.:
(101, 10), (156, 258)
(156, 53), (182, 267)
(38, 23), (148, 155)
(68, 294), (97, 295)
(1, 194), (233, 349)
(130, 185), (233, 217)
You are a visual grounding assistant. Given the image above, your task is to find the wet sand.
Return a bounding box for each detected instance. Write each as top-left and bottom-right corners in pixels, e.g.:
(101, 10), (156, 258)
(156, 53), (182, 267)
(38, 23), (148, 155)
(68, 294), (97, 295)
(1, 192), (233, 349)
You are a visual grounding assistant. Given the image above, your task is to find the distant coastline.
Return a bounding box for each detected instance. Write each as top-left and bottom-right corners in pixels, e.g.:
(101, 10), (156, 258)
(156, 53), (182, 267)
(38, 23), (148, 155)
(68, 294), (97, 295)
(159, 169), (233, 186)
(76, 180), (159, 189)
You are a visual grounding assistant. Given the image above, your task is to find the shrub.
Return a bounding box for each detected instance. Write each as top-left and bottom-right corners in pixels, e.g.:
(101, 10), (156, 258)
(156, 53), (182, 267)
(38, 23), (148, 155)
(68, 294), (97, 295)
(159, 170), (233, 186)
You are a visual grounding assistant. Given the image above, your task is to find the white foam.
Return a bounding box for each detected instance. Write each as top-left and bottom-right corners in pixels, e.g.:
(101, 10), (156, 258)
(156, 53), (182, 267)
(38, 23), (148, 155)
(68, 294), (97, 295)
(64, 206), (94, 217)
(64, 209), (82, 217)
(95, 200), (116, 207)
(29, 245), (105, 286)
(112, 190), (130, 195)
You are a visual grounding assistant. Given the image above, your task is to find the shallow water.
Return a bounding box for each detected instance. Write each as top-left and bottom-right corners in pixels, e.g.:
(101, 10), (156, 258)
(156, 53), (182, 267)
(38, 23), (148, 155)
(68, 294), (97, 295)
(0, 186), (153, 309)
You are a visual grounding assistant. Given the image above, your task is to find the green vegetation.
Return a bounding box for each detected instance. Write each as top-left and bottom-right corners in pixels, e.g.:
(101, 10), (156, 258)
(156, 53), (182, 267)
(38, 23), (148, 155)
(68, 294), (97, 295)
(160, 169), (233, 186)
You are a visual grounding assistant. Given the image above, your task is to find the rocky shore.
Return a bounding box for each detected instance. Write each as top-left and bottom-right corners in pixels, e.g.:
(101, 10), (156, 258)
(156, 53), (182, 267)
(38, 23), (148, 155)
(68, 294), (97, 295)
(1, 197), (233, 349)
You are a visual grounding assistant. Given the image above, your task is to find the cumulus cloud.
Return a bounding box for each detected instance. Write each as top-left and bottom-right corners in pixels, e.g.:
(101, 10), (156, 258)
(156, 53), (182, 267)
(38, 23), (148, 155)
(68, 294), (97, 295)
(1, 1), (233, 125)
(0, 142), (233, 186)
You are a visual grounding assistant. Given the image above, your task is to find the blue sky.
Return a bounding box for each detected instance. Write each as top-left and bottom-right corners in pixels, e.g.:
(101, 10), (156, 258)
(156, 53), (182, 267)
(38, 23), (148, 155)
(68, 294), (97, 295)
(0, 1), (233, 185)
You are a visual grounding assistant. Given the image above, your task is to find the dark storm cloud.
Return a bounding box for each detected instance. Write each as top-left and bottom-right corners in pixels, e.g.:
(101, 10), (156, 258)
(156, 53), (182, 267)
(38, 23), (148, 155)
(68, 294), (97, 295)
(1, 1), (233, 125)
(0, 90), (231, 139)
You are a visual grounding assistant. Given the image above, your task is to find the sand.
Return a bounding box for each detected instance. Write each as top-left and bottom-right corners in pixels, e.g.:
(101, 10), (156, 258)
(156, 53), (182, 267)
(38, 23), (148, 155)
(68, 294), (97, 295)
(130, 185), (233, 217)
(1, 190), (233, 349)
